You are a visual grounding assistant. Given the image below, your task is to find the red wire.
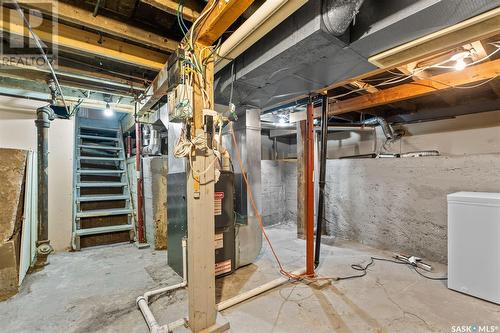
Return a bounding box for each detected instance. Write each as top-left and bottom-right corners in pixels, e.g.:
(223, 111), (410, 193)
(229, 123), (314, 281)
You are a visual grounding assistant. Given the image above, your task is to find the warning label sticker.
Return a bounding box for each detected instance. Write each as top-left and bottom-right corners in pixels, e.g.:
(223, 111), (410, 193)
(215, 233), (224, 249)
(215, 259), (232, 276)
(214, 191), (224, 216)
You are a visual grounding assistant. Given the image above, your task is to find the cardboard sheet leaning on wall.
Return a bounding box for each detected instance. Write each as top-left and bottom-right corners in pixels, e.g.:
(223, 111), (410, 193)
(0, 148), (28, 301)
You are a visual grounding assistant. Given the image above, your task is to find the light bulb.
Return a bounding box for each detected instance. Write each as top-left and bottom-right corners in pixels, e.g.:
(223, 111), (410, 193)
(104, 103), (114, 117)
(454, 58), (466, 71)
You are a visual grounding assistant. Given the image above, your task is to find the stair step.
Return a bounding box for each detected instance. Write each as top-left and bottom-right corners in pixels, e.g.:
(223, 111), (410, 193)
(80, 125), (119, 132)
(79, 144), (120, 150)
(77, 181), (127, 188)
(79, 134), (119, 141)
(78, 169), (125, 174)
(79, 156), (123, 161)
(75, 224), (133, 236)
(78, 194), (129, 202)
(77, 208), (132, 218)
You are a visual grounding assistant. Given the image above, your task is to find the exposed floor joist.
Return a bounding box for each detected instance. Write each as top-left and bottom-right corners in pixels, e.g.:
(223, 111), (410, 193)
(140, 0), (201, 22)
(18, 0), (178, 52)
(0, 63), (146, 93)
(0, 76), (134, 112)
(0, 7), (168, 70)
(196, 0), (254, 46)
(329, 59), (500, 115)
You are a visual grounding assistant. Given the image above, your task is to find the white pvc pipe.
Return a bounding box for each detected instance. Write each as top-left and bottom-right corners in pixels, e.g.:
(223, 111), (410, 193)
(215, 0), (308, 73)
(137, 238), (187, 333)
(217, 269), (306, 311)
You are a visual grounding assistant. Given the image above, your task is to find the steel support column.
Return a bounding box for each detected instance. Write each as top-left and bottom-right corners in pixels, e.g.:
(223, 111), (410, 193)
(305, 101), (315, 276)
(34, 106), (55, 267)
(135, 122), (145, 244)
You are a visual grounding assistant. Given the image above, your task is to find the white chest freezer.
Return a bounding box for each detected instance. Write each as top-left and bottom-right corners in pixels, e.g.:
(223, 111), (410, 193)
(448, 192), (500, 304)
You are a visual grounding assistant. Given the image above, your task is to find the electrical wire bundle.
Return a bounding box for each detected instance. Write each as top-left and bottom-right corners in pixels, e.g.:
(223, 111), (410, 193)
(330, 41), (500, 100)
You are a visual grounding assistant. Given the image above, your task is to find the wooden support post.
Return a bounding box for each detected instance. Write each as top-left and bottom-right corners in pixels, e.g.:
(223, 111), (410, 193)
(186, 42), (217, 333)
(296, 121), (306, 239)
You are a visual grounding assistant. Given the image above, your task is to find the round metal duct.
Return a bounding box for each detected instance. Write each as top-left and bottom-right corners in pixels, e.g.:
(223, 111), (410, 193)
(322, 0), (365, 36)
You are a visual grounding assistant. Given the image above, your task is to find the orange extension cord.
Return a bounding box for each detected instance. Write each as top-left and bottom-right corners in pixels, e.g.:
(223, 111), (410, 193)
(229, 123), (315, 281)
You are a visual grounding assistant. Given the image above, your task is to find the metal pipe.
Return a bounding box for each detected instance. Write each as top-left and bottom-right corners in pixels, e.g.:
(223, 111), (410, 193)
(34, 106), (55, 267)
(135, 122), (145, 244)
(306, 101), (315, 276)
(136, 239), (188, 333)
(314, 96), (328, 268)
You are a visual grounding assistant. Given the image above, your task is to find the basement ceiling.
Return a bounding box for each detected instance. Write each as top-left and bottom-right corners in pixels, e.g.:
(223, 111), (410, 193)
(214, 0), (500, 115)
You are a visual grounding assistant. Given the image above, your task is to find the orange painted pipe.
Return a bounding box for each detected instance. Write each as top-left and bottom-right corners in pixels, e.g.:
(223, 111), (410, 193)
(306, 102), (315, 276)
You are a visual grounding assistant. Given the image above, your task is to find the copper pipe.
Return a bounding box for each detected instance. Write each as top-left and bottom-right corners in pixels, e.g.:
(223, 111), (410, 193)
(306, 101), (315, 276)
(135, 123), (145, 243)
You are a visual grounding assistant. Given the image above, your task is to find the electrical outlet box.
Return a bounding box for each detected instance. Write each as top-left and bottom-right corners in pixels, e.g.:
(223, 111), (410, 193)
(168, 84), (193, 122)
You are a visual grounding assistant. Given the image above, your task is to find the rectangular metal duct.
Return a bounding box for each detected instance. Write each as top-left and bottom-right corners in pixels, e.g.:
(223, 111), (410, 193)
(215, 0), (500, 111)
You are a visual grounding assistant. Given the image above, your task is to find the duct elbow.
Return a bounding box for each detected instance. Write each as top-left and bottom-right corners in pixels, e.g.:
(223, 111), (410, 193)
(361, 116), (396, 141)
(322, 0), (365, 36)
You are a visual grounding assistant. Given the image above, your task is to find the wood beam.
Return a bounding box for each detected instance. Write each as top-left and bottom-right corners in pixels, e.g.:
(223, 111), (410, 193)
(196, 0), (254, 46)
(18, 0), (178, 52)
(0, 7), (168, 70)
(0, 62), (146, 93)
(351, 80), (379, 94)
(397, 64), (457, 105)
(140, 0), (200, 22)
(329, 59), (500, 115)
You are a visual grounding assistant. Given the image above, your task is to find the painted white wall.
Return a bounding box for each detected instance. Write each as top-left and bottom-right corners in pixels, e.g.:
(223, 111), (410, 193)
(327, 110), (500, 158)
(0, 107), (74, 252)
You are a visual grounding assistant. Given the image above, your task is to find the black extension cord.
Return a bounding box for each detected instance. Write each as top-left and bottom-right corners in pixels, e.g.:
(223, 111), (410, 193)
(336, 257), (448, 281)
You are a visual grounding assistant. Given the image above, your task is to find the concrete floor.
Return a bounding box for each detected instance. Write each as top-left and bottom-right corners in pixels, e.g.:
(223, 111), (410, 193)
(1, 224), (499, 333)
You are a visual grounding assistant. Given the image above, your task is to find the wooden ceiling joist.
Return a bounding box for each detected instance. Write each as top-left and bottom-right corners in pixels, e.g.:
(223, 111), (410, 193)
(18, 0), (178, 52)
(0, 7), (168, 70)
(329, 59), (500, 115)
(196, 0), (255, 46)
(140, 0), (201, 22)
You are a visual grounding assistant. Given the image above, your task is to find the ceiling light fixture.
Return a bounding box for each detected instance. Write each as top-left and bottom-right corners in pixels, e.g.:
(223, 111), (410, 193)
(104, 102), (114, 117)
(451, 51), (469, 71)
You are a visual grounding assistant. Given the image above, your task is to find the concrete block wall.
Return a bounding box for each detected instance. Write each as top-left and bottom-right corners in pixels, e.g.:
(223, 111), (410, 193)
(261, 160), (297, 226)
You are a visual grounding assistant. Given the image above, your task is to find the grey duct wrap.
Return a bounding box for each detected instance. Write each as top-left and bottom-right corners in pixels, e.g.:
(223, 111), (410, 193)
(322, 0), (365, 36)
(361, 116), (395, 141)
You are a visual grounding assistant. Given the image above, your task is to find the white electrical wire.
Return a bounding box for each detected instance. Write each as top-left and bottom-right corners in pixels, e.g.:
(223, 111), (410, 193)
(12, 0), (70, 115)
(330, 42), (500, 100)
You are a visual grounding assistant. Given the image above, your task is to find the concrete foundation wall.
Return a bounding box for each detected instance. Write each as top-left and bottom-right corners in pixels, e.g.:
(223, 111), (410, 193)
(324, 154), (500, 263)
(0, 110), (74, 252)
(260, 111), (500, 262)
(261, 160), (297, 226)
